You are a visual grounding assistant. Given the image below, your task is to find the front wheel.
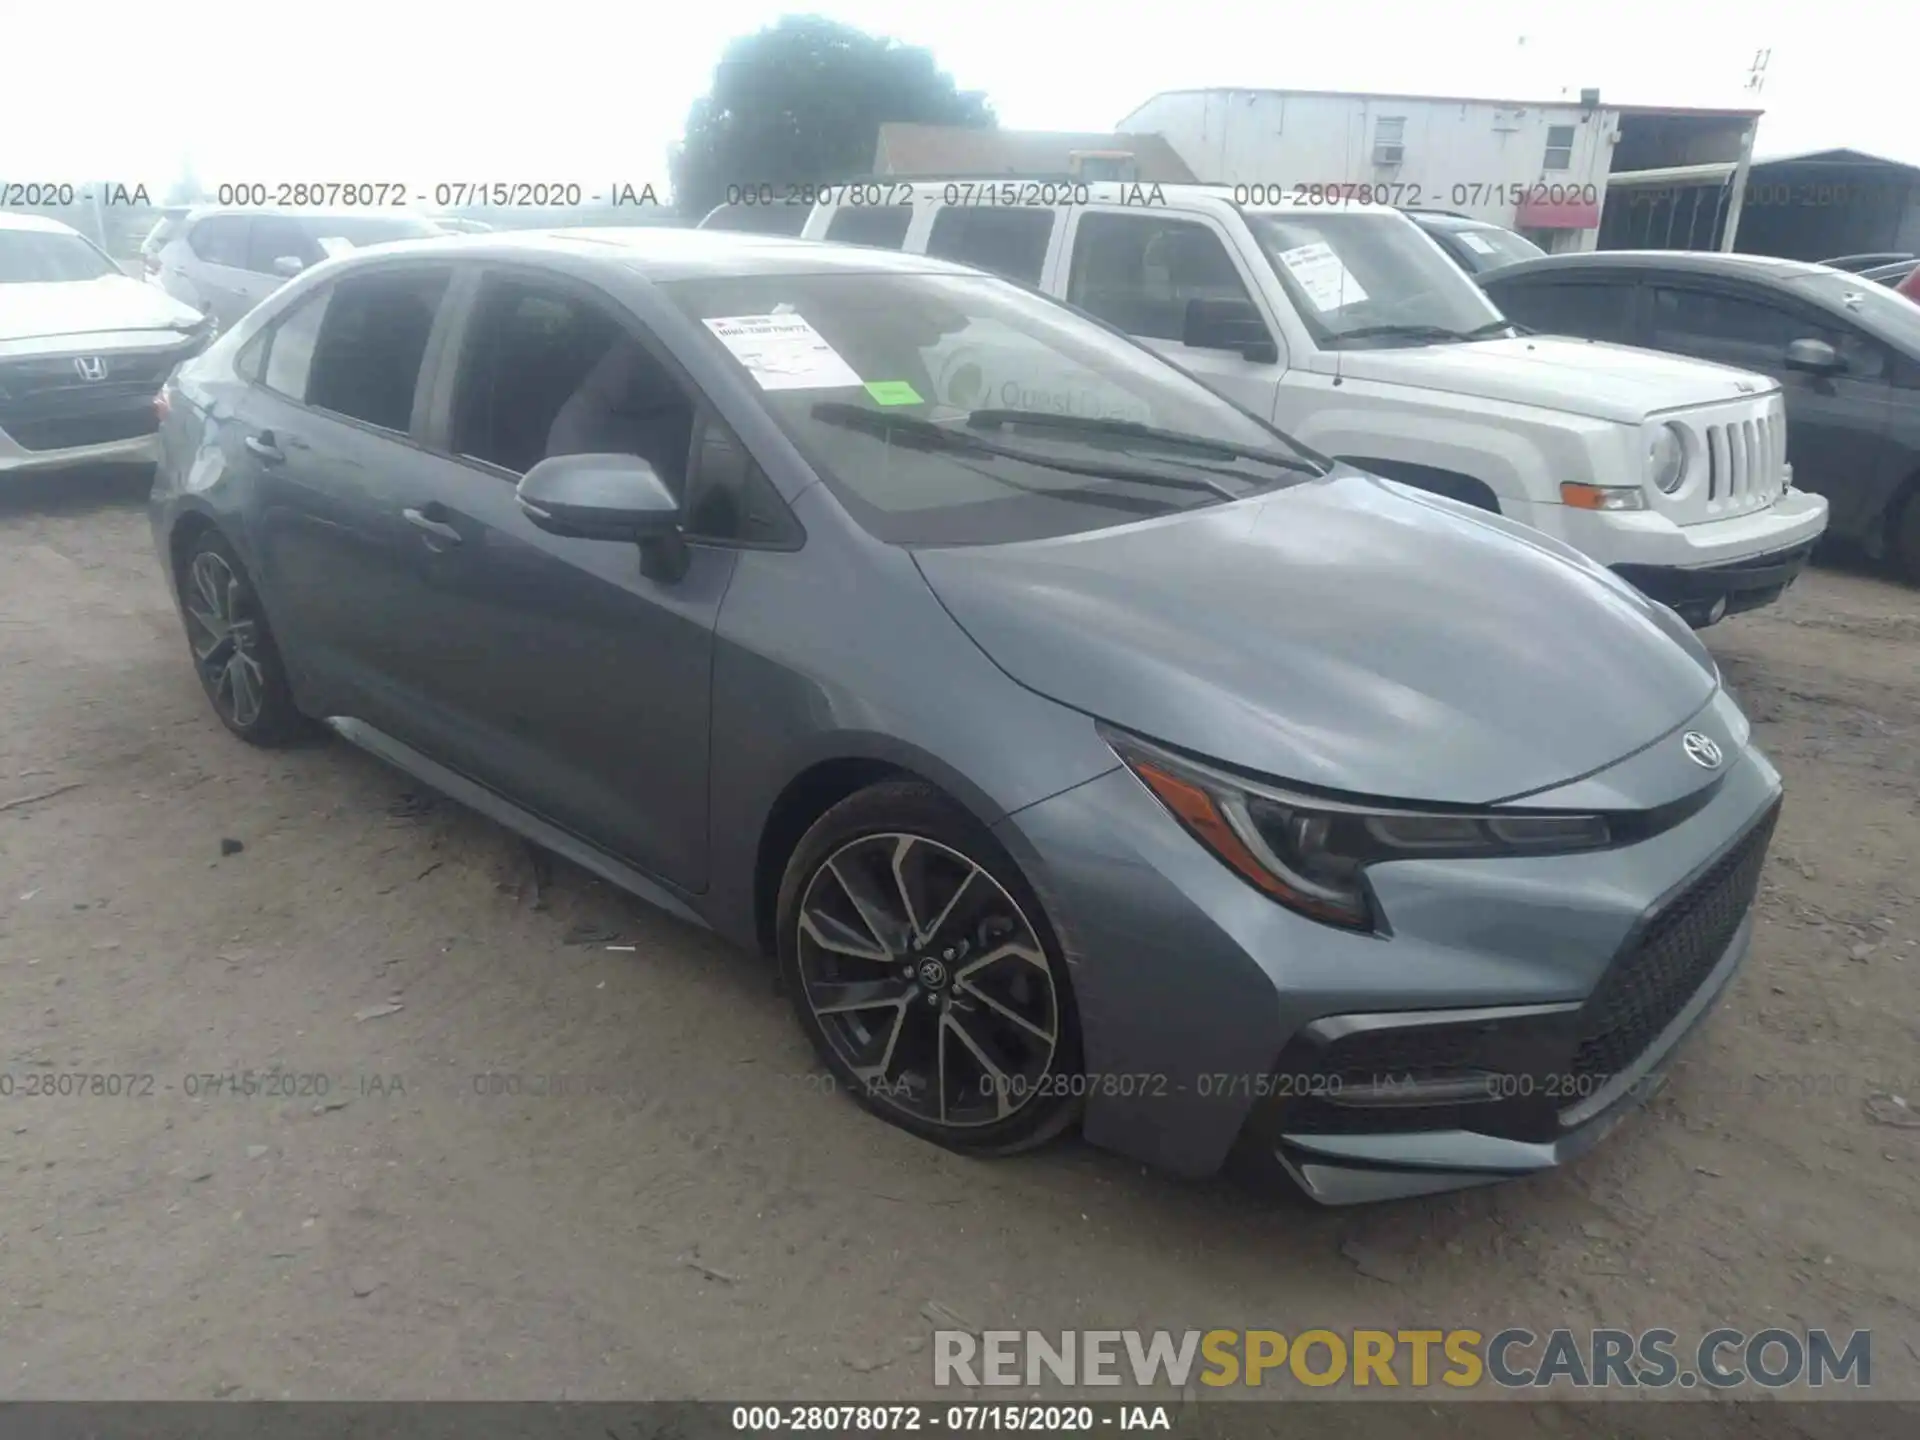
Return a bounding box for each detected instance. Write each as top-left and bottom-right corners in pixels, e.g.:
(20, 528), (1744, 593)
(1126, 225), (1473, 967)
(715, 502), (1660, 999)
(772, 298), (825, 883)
(776, 781), (1083, 1155)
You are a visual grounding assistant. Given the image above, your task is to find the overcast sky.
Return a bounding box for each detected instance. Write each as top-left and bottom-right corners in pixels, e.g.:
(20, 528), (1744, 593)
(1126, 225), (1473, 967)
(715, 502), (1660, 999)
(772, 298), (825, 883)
(3, 0), (1910, 198)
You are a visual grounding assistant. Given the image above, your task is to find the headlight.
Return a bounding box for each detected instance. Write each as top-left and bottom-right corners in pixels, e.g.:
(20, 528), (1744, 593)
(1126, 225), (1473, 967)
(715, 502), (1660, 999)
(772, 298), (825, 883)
(1105, 729), (1611, 931)
(1647, 421), (1687, 494)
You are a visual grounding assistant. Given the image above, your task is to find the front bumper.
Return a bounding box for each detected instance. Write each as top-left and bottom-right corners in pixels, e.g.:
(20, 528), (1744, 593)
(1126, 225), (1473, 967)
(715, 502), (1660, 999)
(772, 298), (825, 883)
(1612, 537), (1817, 627)
(993, 692), (1783, 1198)
(0, 427), (160, 475)
(1513, 488), (1829, 583)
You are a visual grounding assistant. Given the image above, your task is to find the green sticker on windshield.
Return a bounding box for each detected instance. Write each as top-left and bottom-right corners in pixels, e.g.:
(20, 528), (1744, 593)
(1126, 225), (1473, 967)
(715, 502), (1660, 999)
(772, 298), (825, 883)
(865, 380), (924, 407)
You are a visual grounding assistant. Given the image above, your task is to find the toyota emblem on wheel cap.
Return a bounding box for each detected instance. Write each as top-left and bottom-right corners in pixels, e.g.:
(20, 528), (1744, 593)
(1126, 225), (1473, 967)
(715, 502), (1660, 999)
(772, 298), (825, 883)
(1682, 731), (1723, 769)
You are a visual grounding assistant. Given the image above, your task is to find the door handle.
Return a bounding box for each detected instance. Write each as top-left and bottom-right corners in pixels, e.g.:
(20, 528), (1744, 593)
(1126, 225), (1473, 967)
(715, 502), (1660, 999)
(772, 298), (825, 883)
(403, 507), (464, 547)
(244, 432), (284, 463)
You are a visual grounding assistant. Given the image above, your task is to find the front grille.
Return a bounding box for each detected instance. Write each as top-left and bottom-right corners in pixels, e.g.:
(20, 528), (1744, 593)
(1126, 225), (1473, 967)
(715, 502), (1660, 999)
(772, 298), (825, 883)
(1702, 411), (1783, 504)
(1568, 803), (1779, 1084)
(0, 346), (186, 453)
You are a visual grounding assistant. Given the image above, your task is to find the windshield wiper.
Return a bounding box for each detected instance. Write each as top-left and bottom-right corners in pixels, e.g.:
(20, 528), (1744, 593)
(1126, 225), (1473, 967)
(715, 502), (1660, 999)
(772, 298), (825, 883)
(1331, 319), (1515, 346)
(963, 409), (1325, 476)
(809, 401), (1241, 500)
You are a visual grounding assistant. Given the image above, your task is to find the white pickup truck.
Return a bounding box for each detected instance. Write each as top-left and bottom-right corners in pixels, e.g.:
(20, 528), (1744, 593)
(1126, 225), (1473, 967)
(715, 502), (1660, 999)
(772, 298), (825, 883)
(789, 183), (1829, 625)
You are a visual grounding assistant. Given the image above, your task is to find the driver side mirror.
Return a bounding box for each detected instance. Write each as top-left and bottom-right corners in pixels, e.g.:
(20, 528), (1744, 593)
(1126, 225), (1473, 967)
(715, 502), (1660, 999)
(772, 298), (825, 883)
(1182, 298), (1279, 364)
(517, 453), (689, 580)
(1784, 337), (1843, 374)
(271, 255), (307, 278)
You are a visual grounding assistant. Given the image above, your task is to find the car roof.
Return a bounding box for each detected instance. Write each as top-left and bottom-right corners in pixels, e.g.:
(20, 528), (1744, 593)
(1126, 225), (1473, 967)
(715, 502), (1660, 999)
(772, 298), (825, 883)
(1483, 249), (1832, 283)
(0, 211), (84, 236)
(1406, 211), (1504, 232)
(325, 225), (987, 282)
(179, 206), (441, 225)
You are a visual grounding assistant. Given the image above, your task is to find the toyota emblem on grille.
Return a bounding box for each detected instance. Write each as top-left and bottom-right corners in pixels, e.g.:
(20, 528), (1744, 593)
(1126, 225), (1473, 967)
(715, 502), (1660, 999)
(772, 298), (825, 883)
(73, 356), (109, 382)
(1682, 732), (1723, 769)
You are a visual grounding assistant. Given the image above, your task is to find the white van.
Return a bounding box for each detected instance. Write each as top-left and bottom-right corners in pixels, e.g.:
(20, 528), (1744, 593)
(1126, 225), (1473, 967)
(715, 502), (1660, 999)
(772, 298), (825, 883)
(793, 183), (1829, 626)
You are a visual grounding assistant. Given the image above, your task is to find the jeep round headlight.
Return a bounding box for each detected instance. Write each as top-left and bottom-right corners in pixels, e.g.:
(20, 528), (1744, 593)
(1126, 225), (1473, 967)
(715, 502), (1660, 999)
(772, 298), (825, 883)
(1648, 422), (1687, 494)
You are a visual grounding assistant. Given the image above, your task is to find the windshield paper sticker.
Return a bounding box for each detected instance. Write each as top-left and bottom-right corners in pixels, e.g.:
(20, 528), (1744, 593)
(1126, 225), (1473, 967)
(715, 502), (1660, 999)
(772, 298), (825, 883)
(1276, 241), (1369, 312)
(1457, 232), (1496, 255)
(864, 380), (924, 406)
(315, 236), (356, 258)
(703, 314), (863, 391)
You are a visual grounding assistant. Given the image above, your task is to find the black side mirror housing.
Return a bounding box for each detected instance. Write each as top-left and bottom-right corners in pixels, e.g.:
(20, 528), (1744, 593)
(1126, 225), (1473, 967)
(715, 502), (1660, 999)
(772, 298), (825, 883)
(517, 453), (688, 579)
(1183, 298), (1279, 364)
(1784, 337), (1842, 374)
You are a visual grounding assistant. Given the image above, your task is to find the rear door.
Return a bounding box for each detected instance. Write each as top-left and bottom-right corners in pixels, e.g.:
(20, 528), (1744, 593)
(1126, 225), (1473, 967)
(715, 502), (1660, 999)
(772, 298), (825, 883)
(237, 263), (458, 742)
(1637, 281), (1897, 537)
(1053, 207), (1285, 418)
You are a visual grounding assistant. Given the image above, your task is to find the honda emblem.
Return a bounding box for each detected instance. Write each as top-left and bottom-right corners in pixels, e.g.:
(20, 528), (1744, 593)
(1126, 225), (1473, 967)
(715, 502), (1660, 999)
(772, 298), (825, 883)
(73, 356), (109, 382)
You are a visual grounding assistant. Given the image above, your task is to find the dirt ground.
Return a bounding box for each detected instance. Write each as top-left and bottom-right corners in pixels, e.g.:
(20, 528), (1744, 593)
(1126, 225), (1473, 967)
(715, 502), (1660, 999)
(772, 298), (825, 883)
(2, 468), (1916, 1417)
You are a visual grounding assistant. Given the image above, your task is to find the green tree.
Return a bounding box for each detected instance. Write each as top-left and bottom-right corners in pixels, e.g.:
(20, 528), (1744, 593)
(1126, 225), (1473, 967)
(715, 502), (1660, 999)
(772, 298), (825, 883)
(670, 16), (993, 219)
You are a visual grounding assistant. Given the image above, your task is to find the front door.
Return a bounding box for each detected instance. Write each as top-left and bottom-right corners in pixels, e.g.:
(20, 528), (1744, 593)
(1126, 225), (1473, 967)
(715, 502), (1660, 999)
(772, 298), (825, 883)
(1052, 207), (1287, 418)
(383, 270), (738, 891)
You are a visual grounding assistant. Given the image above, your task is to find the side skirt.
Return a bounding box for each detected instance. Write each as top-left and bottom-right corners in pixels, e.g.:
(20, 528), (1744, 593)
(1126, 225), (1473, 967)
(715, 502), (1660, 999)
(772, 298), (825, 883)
(324, 716), (710, 932)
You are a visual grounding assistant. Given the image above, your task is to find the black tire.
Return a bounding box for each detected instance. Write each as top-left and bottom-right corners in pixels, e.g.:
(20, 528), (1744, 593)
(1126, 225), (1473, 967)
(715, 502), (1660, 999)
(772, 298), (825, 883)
(174, 528), (310, 746)
(776, 780), (1083, 1156)
(1891, 484), (1920, 587)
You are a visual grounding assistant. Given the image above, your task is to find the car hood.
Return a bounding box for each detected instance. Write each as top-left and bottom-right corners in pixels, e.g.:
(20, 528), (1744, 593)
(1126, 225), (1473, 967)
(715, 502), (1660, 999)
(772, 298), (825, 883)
(0, 275), (204, 345)
(913, 471), (1719, 805)
(1310, 335), (1776, 424)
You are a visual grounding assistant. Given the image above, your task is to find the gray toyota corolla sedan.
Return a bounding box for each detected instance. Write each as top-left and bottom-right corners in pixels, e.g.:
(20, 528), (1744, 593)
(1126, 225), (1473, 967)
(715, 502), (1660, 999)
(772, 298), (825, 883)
(149, 227), (1782, 1204)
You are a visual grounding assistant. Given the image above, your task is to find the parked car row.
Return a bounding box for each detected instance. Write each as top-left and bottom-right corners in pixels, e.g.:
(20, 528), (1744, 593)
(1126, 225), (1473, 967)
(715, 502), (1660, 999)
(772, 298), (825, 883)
(147, 224), (1787, 1203)
(733, 182), (1828, 625)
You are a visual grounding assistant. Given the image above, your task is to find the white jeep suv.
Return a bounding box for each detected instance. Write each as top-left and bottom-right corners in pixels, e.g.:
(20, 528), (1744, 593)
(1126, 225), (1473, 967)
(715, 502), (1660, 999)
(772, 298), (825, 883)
(797, 183), (1829, 625)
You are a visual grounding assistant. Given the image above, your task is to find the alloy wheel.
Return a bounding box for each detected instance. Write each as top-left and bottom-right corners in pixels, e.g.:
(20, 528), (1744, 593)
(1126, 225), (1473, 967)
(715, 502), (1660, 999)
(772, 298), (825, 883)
(795, 832), (1061, 1128)
(182, 550), (267, 729)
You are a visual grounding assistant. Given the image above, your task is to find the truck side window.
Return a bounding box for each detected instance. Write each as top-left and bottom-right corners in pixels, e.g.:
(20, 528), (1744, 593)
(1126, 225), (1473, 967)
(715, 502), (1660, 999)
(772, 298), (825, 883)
(1067, 214), (1257, 343)
(824, 206), (913, 251)
(923, 208), (1054, 284)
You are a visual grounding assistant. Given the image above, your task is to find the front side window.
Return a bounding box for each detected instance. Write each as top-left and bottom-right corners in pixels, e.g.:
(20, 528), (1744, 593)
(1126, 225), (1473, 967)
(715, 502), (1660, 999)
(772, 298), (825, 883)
(923, 208), (1054, 285)
(1785, 270), (1920, 357)
(663, 270), (1314, 546)
(1066, 214), (1263, 344)
(1494, 279), (1637, 344)
(1647, 285), (1887, 379)
(0, 227), (119, 283)
(825, 205), (914, 251)
(188, 216), (248, 268)
(299, 268), (448, 432)
(246, 216), (318, 275)
(1243, 210), (1508, 346)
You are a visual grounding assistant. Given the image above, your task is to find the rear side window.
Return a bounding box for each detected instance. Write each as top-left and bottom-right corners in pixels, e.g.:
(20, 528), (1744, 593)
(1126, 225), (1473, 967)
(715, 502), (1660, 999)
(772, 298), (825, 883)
(295, 269), (449, 432)
(824, 205), (913, 250)
(259, 289), (332, 398)
(1493, 279), (1638, 344)
(923, 207), (1054, 284)
(188, 216), (248, 267)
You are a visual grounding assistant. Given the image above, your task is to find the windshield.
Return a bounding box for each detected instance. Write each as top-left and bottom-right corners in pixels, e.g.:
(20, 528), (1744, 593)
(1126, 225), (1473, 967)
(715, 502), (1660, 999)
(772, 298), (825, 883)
(1788, 270), (1920, 351)
(304, 215), (440, 247)
(0, 228), (121, 283)
(663, 271), (1313, 545)
(1439, 223), (1545, 273)
(1244, 210), (1507, 345)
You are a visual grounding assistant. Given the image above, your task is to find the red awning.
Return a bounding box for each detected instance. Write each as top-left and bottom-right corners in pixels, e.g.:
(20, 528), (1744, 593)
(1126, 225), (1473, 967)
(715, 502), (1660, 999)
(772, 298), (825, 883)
(1516, 197), (1602, 230)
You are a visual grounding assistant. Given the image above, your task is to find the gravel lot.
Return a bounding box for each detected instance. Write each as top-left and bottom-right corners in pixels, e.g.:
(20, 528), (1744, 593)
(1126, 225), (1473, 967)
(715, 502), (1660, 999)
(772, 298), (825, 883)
(2, 467), (1917, 1420)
